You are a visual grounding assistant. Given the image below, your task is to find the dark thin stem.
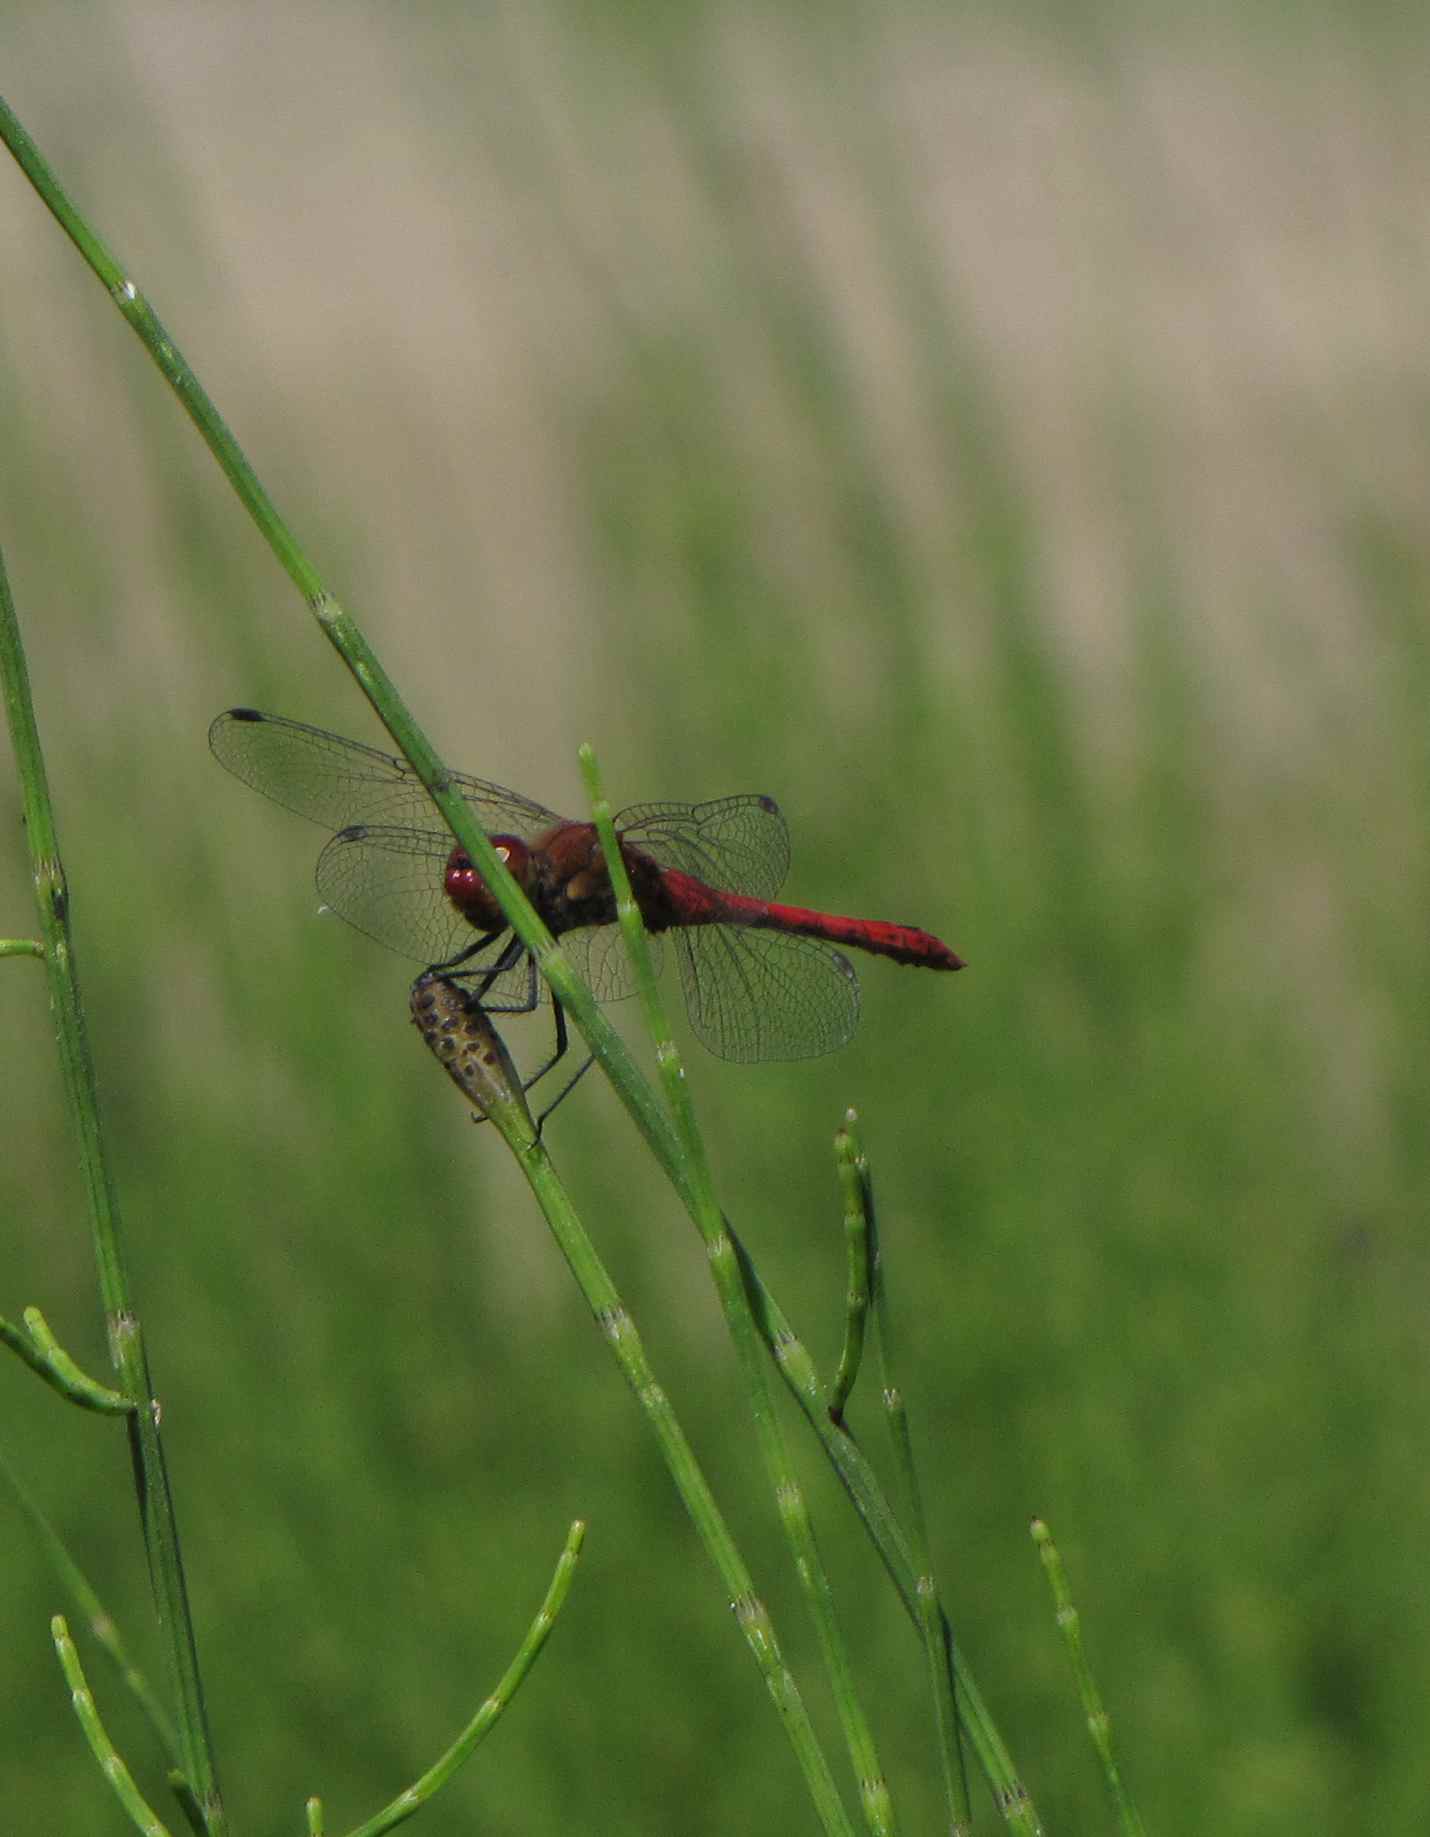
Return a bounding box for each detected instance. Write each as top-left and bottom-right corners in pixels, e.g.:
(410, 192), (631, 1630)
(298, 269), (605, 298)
(829, 1127), (873, 1426)
(1, 1446), (181, 1769)
(858, 1115), (970, 1832)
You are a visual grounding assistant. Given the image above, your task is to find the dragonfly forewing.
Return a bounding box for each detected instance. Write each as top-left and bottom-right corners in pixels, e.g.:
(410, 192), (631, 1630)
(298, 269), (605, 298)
(209, 709), (564, 838)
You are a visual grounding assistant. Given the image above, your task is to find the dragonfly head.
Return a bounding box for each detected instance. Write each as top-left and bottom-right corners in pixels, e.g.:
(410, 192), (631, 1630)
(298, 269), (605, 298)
(444, 834), (532, 929)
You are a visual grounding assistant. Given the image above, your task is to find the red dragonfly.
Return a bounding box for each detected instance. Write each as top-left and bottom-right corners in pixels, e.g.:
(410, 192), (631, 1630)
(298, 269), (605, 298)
(209, 708), (963, 1064)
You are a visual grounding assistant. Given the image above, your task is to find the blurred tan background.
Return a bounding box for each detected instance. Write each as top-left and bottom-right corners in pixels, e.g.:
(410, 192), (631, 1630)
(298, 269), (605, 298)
(2, 6), (1427, 1833)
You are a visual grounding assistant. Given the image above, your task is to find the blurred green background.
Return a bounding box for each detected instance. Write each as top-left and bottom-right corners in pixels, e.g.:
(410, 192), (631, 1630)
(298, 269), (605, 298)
(2, 3), (1427, 1832)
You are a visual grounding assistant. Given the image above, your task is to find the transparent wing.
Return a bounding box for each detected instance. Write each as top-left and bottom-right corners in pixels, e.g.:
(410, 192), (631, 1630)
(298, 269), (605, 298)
(314, 825), (537, 995)
(556, 923), (662, 1004)
(673, 927), (860, 1063)
(616, 795), (790, 899)
(209, 708), (564, 837)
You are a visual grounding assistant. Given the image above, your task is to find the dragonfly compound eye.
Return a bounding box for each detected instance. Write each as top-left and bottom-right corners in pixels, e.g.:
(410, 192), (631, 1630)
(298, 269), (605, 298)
(488, 834), (531, 882)
(444, 835), (532, 929)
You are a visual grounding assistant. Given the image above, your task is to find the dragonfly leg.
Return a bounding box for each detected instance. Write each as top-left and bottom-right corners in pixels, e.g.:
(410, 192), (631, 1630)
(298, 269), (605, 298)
(532, 1044), (596, 1137)
(476, 937), (539, 1013)
(431, 927), (506, 976)
(438, 932), (543, 1017)
(515, 998), (595, 1135)
(518, 989), (570, 1088)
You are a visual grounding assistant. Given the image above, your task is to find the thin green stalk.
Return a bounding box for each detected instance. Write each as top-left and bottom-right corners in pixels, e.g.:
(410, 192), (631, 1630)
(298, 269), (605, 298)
(581, 1021), (1030, 1827)
(855, 1116), (970, 1834)
(0, 935), (43, 956)
(734, 1236), (1039, 1832)
(1, 1446), (181, 1768)
(0, 1306), (135, 1413)
(0, 89), (686, 1200)
(0, 543), (225, 1833)
(1032, 1519), (1146, 1837)
(0, 95), (1038, 1828)
(582, 747), (895, 1837)
(332, 1520), (586, 1837)
(52, 1615), (172, 1837)
(829, 1133), (873, 1427)
(411, 976), (854, 1837)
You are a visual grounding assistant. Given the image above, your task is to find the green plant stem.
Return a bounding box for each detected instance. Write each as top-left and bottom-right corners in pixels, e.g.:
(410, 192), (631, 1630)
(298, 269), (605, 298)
(52, 1615), (172, 1837)
(829, 1130), (872, 1426)
(583, 746), (897, 1836)
(856, 1115), (970, 1833)
(742, 1242), (1038, 1833)
(0, 88), (687, 1194)
(1, 1446), (182, 1767)
(0, 1306), (134, 1413)
(1032, 1519), (1146, 1837)
(0, 935), (43, 955)
(0, 95), (1037, 1829)
(0, 542), (224, 1832)
(337, 1520), (587, 1837)
(411, 976), (855, 1837)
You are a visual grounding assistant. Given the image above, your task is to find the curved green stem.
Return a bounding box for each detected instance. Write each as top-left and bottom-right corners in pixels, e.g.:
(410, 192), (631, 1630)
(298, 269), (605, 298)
(52, 1615), (173, 1837)
(336, 1521), (586, 1837)
(0, 1306), (134, 1413)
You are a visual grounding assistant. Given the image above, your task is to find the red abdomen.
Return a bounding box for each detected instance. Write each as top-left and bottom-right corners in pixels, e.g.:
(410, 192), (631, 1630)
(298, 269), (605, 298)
(650, 869), (964, 970)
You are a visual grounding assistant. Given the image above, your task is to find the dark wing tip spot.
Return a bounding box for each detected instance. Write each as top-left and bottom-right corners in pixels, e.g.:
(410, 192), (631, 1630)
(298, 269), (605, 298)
(756, 794), (780, 815)
(228, 706), (264, 723)
(335, 823), (370, 841)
